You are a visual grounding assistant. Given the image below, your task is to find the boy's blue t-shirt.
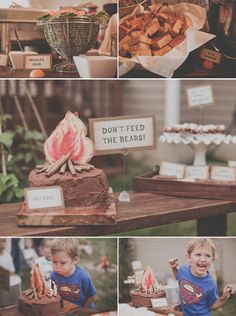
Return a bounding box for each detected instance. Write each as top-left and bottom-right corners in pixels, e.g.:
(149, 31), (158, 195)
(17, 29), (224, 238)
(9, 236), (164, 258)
(50, 264), (96, 308)
(177, 265), (218, 316)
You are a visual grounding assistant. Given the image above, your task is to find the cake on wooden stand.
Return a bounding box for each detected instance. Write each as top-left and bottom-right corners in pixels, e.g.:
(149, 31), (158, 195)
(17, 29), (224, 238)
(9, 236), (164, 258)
(130, 265), (166, 308)
(18, 264), (61, 316)
(18, 111), (116, 226)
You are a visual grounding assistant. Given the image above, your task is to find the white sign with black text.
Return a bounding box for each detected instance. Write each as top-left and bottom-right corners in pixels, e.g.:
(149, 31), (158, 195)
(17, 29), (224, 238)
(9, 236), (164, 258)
(211, 166), (236, 181)
(160, 162), (185, 179)
(25, 186), (64, 212)
(24, 54), (52, 69)
(187, 85), (214, 107)
(89, 115), (157, 155)
(151, 297), (168, 308)
(185, 166), (209, 180)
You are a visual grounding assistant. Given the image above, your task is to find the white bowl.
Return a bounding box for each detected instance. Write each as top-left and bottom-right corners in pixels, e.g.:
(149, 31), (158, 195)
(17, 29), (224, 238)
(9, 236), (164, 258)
(73, 56), (117, 78)
(9, 51), (38, 69)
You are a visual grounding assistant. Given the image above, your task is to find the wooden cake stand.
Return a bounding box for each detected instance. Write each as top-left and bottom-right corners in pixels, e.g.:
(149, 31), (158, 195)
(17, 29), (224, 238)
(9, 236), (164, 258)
(17, 188), (116, 226)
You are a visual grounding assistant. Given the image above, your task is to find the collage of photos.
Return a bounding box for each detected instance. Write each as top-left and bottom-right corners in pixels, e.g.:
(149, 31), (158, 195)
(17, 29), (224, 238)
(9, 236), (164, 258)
(0, 0), (236, 316)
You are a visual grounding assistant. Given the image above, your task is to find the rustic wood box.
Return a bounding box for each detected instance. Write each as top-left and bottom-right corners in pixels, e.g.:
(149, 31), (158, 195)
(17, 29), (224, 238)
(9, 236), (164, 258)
(133, 172), (236, 201)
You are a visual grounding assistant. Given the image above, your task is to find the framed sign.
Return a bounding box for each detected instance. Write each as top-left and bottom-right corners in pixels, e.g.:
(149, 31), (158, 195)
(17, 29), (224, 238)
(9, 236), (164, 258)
(24, 186), (65, 212)
(89, 115), (157, 155)
(186, 85), (214, 107)
(23, 54), (52, 69)
(0, 266), (10, 291)
(0, 54), (8, 66)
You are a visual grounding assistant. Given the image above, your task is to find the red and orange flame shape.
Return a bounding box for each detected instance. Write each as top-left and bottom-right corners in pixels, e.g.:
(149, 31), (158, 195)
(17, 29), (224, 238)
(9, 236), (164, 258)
(44, 111), (95, 164)
(31, 264), (46, 298)
(141, 265), (159, 292)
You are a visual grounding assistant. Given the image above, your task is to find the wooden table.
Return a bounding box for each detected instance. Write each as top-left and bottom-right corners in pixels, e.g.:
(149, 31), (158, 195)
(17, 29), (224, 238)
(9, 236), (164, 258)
(0, 192), (236, 236)
(0, 67), (81, 78)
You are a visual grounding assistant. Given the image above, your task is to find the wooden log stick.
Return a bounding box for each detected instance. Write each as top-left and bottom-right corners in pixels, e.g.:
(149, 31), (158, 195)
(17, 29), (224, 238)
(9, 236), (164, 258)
(80, 163), (94, 170)
(46, 152), (71, 177)
(23, 288), (34, 295)
(59, 163), (67, 174)
(36, 164), (50, 169)
(68, 159), (76, 175)
(74, 165), (83, 173)
(35, 165), (50, 174)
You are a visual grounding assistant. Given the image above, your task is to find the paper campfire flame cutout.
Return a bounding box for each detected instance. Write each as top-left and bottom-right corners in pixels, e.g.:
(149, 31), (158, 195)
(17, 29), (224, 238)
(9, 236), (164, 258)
(37, 112), (95, 177)
(141, 265), (160, 293)
(31, 264), (46, 299)
(22, 264), (57, 300)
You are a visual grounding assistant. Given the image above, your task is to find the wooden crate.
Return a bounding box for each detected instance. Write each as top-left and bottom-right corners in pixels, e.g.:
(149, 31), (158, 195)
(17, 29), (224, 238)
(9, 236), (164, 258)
(133, 172), (236, 201)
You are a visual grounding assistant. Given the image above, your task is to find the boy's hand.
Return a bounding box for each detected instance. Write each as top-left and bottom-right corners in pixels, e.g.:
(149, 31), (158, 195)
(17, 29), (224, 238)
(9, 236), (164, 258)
(222, 284), (233, 299)
(168, 257), (179, 269)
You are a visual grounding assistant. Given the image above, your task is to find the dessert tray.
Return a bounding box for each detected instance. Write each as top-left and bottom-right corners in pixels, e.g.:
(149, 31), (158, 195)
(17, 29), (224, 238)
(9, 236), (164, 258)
(133, 171), (236, 201)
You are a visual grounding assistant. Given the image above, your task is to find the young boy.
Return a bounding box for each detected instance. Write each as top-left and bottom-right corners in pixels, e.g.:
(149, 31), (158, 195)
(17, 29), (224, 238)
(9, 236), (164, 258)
(50, 238), (96, 311)
(168, 238), (233, 316)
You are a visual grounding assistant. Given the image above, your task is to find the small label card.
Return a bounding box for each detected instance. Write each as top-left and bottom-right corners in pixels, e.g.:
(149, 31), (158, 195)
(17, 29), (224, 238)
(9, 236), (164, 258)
(89, 115), (157, 155)
(0, 266), (10, 291)
(25, 186), (65, 213)
(134, 270), (144, 285)
(185, 166), (209, 180)
(0, 54), (8, 66)
(186, 85), (214, 107)
(132, 260), (142, 270)
(160, 162), (185, 179)
(200, 48), (222, 64)
(228, 161), (236, 168)
(151, 297), (168, 308)
(24, 54), (52, 69)
(211, 166), (236, 181)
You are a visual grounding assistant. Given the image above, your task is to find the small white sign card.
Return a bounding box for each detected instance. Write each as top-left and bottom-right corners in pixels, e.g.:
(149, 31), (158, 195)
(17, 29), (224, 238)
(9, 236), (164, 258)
(151, 297), (168, 308)
(159, 162), (185, 179)
(131, 261), (142, 270)
(89, 115), (157, 155)
(24, 54), (52, 70)
(185, 166), (209, 180)
(210, 166), (236, 181)
(134, 270), (144, 285)
(0, 54), (8, 66)
(25, 186), (65, 213)
(186, 85), (214, 107)
(0, 266), (10, 291)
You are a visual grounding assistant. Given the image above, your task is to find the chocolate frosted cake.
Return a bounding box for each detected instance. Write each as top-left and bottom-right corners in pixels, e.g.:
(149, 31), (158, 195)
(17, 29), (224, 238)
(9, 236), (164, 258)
(131, 265), (166, 308)
(19, 294), (61, 316)
(18, 264), (61, 316)
(31, 111), (111, 210)
(29, 167), (110, 208)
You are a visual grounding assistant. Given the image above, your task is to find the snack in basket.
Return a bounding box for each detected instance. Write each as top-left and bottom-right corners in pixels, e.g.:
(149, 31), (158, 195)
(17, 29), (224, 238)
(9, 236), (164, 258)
(18, 264), (61, 316)
(29, 111), (111, 209)
(119, 4), (192, 57)
(130, 265), (166, 307)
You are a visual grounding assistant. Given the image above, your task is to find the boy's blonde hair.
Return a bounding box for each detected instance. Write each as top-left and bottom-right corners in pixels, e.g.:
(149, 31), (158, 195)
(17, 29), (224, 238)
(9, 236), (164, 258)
(51, 238), (80, 259)
(41, 238), (54, 248)
(187, 238), (216, 259)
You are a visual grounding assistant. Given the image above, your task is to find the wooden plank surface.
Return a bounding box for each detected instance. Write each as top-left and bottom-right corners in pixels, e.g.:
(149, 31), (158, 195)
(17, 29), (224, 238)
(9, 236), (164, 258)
(0, 192), (236, 236)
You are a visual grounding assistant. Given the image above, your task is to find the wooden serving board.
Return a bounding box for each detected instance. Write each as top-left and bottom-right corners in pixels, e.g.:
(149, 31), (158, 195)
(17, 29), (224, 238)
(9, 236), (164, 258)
(17, 188), (116, 226)
(133, 172), (236, 201)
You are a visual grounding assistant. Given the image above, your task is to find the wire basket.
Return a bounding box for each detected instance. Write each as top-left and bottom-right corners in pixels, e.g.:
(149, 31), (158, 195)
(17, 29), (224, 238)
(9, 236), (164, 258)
(39, 16), (100, 73)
